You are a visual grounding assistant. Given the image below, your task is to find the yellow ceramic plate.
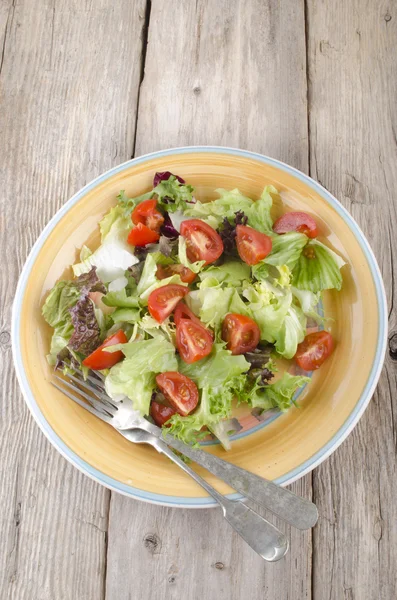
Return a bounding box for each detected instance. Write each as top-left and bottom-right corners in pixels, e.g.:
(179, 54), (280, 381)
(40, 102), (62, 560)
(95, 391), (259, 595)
(12, 147), (387, 507)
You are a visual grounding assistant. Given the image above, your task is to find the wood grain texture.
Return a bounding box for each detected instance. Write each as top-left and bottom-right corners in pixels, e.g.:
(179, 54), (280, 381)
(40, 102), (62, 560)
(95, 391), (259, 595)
(106, 1), (312, 599)
(306, 0), (397, 598)
(2, 0), (396, 598)
(0, 0), (146, 598)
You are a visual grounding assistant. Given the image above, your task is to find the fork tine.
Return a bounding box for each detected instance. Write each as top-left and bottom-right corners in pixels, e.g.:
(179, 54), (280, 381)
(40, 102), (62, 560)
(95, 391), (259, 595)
(65, 372), (117, 409)
(51, 382), (114, 424)
(71, 366), (106, 390)
(54, 374), (115, 418)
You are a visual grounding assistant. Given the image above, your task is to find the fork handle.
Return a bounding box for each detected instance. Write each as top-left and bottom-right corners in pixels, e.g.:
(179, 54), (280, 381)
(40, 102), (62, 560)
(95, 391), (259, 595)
(160, 432), (318, 530)
(147, 435), (288, 562)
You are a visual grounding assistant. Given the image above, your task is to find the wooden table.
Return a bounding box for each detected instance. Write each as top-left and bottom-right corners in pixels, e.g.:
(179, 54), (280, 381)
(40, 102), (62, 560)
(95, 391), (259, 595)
(1, 1), (396, 598)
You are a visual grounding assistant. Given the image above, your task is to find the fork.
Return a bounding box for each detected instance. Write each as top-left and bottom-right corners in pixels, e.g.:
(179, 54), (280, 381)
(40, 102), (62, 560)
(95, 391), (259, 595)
(52, 372), (288, 562)
(52, 367), (318, 531)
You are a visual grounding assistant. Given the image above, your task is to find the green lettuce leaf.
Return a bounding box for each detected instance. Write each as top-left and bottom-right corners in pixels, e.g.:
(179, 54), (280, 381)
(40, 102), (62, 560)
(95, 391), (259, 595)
(102, 289), (140, 308)
(242, 281), (292, 343)
(178, 343), (250, 388)
(198, 261), (251, 288)
(292, 240), (345, 292)
(105, 370), (155, 415)
(153, 176), (195, 213)
(135, 253), (187, 304)
(104, 338), (178, 415)
(273, 303), (306, 359)
(111, 308), (141, 324)
(192, 285), (235, 329)
(184, 188), (254, 228)
(245, 186), (276, 233)
(264, 231), (308, 270)
(247, 372), (310, 411)
(292, 287), (324, 324)
(166, 345), (250, 445)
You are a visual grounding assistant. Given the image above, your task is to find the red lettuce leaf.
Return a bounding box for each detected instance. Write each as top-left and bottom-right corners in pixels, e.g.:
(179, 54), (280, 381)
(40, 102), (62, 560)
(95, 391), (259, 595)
(153, 171), (185, 186)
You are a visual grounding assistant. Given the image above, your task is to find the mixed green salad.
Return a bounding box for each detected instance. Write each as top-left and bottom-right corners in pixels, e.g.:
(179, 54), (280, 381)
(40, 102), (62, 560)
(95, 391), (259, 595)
(43, 171), (345, 449)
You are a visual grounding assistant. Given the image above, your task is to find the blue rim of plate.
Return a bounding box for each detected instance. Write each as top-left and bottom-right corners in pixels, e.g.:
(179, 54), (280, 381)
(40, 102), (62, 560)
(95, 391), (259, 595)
(12, 146), (388, 508)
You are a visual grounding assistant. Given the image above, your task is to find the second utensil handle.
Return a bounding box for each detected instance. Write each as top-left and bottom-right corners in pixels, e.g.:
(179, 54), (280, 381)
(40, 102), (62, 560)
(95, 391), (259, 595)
(162, 432), (318, 530)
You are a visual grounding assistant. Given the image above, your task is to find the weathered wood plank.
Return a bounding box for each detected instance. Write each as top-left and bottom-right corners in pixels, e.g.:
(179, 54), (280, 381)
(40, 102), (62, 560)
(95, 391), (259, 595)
(0, 0), (146, 598)
(106, 1), (312, 599)
(306, 1), (397, 598)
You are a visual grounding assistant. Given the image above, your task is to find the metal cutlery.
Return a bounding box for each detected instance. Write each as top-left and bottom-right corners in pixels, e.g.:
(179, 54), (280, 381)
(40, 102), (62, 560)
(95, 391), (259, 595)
(52, 371), (288, 562)
(53, 368), (318, 530)
(52, 366), (318, 560)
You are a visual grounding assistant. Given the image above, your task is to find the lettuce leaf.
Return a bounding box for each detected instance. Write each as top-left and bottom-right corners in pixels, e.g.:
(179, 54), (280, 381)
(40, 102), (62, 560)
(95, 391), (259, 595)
(178, 343), (250, 388)
(198, 261), (251, 288)
(292, 240), (345, 292)
(104, 338), (178, 415)
(193, 285), (235, 329)
(166, 345), (250, 445)
(246, 372), (310, 411)
(42, 268), (106, 364)
(264, 231), (308, 270)
(102, 289), (140, 308)
(242, 281), (292, 343)
(153, 176), (194, 212)
(292, 287), (324, 324)
(69, 294), (101, 355)
(111, 308), (141, 324)
(245, 186), (276, 233)
(273, 303), (306, 359)
(136, 253), (188, 304)
(184, 188), (254, 228)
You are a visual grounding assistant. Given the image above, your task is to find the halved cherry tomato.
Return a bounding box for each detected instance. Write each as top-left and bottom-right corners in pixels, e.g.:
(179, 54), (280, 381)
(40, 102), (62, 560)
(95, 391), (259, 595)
(236, 225), (272, 265)
(127, 222), (160, 246)
(148, 284), (189, 323)
(221, 313), (260, 355)
(82, 330), (128, 369)
(174, 301), (214, 339)
(132, 199), (164, 232)
(273, 211), (318, 238)
(174, 301), (202, 327)
(150, 401), (176, 426)
(180, 219), (224, 265)
(295, 331), (334, 371)
(156, 264), (196, 284)
(156, 372), (199, 416)
(176, 319), (213, 364)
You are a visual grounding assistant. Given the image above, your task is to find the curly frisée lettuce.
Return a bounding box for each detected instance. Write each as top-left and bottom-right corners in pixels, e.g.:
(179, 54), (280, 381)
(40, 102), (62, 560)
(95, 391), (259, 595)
(43, 173), (345, 450)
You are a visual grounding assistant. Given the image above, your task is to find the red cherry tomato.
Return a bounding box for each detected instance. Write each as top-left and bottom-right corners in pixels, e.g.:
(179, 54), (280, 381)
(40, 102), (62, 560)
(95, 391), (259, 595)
(150, 401), (176, 426)
(156, 372), (199, 416)
(295, 331), (334, 371)
(174, 301), (214, 339)
(174, 301), (202, 327)
(148, 284), (189, 323)
(176, 319), (213, 364)
(82, 330), (128, 370)
(127, 222), (160, 246)
(156, 263), (196, 284)
(236, 225), (272, 265)
(273, 211), (318, 238)
(221, 313), (260, 355)
(132, 199), (164, 232)
(180, 219), (224, 265)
